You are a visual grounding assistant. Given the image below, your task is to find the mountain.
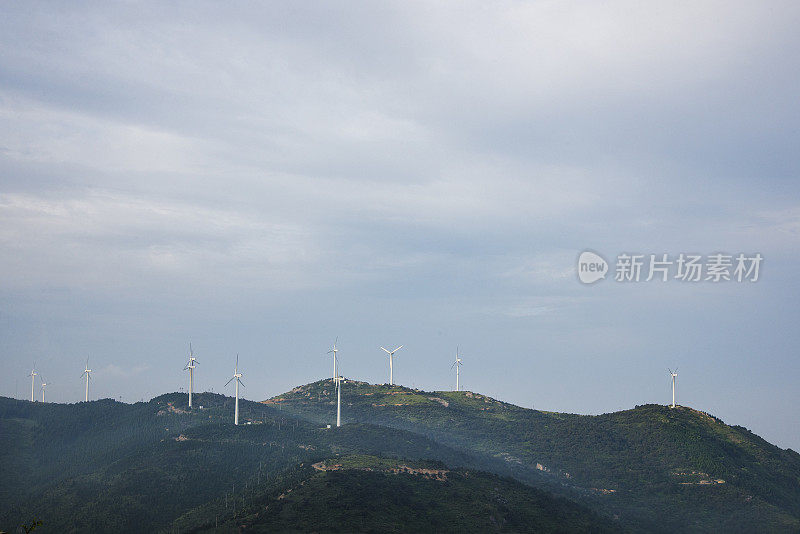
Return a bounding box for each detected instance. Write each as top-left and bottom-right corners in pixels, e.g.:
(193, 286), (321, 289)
(269, 380), (800, 532)
(1, 380), (799, 533)
(0, 393), (607, 533)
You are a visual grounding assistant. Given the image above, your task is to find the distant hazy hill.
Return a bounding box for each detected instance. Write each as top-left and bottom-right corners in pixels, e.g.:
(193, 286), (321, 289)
(269, 380), (800, 532)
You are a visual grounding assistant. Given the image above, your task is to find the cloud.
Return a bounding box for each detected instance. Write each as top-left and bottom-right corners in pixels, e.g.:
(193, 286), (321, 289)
(97, 363), (150, 378)
(0, 190), (322, 294)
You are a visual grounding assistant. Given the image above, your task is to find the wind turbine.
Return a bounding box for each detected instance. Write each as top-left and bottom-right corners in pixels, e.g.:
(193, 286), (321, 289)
(28, 364), (37, 402)
(380, 345), (403, 385)
(40, 376), (49, 402)
(225, 354), (245, 425)
(334, 373), (345, 427)
(81, 357), (92, 402)
(184, 343), (199, 408)
(327, 338), (338, 381)
(668, 368), (678, 408)
(451, 348), (463, 391)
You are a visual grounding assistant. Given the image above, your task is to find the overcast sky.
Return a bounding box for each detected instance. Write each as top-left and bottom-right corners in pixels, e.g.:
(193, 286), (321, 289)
(1, 2), (799, 449)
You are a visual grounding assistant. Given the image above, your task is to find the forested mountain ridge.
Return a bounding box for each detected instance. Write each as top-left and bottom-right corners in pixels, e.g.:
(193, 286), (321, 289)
(1, 380), (799, 533)
(0, 393), (605, 533)
(269, 380), (800, 532)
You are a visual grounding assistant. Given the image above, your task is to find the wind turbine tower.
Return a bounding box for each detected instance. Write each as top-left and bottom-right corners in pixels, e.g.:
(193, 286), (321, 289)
(225, 355), (245, 425)
(327, 338), (338, 381)
(334, 373), (344, 427)
(451, 348), (463, 391)
(40, 376), (48, 402)
(28, 364), (37, 402)
(81, 358), (92, 402)
(668, 368), (678, 408)
(380, 345), (403, 385)
(184, 343), (199, 408)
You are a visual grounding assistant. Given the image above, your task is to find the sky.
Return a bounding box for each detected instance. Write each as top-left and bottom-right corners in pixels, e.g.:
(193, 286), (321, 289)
(1, 2), (799, 449)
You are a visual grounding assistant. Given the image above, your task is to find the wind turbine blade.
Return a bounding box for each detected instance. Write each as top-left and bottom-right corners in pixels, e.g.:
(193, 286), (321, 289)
(189, 342), (193, 357)
(224, 377), (234, 387)
(393, 345), (403, 353)
(451, 361), (457, 369)
(238, 379), (245, 388)
(380, 347), (391, 354)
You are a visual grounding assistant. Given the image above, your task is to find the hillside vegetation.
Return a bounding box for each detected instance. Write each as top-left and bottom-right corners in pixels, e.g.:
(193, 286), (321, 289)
(270, 380), (800, 532)
(190, 455), (617, 533)
(1, 379), (799, 533)
(0, 393), (605, 533)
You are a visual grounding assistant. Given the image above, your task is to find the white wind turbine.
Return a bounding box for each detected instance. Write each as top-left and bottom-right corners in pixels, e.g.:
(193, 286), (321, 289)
(40, 376), (49, 402)
(668, 368), (678, 408)
(380, 345), (403, 385)
(184, 343), (199, 408)
(81, 357), (92, 402)
(28, 364), (37, 402)
(225, 354), (245, 425)
(451, 348), (463, 392)
(327, 338), (338, 381)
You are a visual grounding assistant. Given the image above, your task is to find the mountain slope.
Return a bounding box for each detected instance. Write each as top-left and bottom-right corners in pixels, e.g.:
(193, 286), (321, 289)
(269, 380), (800, 532)
(0, 393), (602, 533)
(183, 455), (618, 533)
(3, 381), (799, 533)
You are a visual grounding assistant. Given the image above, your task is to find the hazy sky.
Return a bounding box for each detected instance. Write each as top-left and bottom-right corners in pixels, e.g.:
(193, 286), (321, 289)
(1, 2), (799, 449)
